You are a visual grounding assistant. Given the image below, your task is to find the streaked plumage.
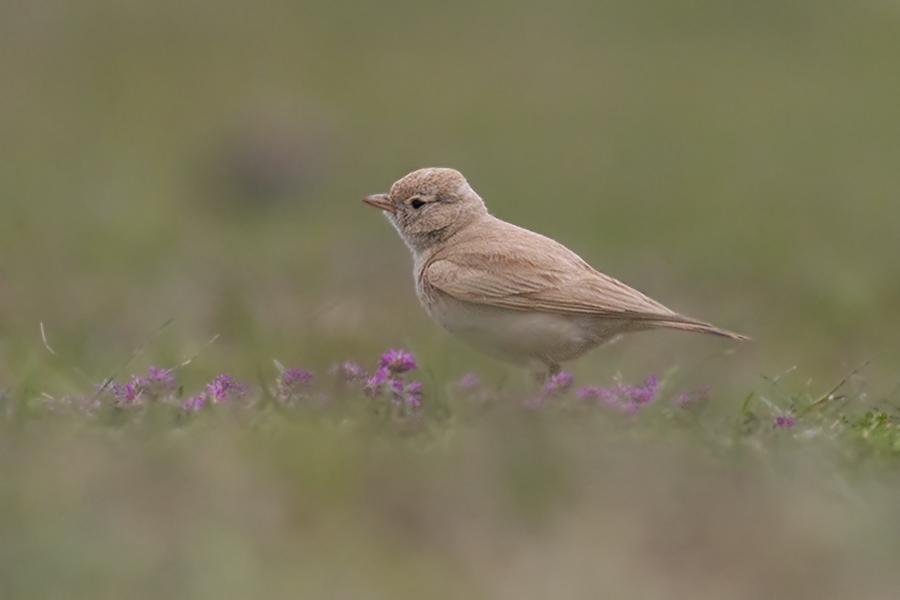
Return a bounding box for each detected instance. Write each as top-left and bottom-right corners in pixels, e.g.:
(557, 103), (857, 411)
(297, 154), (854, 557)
(364, 168), (746, 373)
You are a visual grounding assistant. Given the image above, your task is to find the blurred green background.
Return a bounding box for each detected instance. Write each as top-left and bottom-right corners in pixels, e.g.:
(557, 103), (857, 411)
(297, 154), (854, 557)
(2, 0), (899, 394)
(2, 1), (900, 599)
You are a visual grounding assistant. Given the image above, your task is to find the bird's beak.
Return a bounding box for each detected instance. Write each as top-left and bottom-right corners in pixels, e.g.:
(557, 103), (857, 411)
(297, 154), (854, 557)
(363, 193), (396, 213)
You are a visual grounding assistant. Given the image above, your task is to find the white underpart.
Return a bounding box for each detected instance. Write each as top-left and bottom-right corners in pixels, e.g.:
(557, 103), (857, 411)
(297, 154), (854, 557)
(428, 291), (619, 368)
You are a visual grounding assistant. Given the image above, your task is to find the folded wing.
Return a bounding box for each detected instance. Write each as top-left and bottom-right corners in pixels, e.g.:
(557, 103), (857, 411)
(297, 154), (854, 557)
(424, 222), (748, 341)
(425, 228), (677, 319)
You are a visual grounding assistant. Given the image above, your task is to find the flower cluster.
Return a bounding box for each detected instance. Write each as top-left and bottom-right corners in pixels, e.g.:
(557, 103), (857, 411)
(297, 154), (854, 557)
(773, 415), (795, 428)
(379, 349), (417, 375)
(334, 349), (422, 407)
(543, 372), (574, 397)
(525, 371), (575, 407)
(108, 366), (177, 404)
(282, 368), (313, 388)
(577, 375), (660, 413)
(275, 368), (314, 404)
(183, 374), (247, 411)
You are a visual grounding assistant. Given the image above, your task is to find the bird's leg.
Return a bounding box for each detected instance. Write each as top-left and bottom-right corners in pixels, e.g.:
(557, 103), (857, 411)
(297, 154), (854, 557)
(533, 362), (561, 385)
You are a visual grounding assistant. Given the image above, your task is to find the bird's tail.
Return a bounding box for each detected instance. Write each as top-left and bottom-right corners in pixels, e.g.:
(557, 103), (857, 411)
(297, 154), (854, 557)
(657, 317), (750, 341)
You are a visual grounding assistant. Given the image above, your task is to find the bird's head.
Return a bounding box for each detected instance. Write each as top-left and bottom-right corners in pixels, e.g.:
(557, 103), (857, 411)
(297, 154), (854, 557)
(363, 168), (487, 253)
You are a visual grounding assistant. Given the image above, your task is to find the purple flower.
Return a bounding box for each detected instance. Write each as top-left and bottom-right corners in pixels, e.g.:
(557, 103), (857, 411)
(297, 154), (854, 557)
(774, 415), (795, 428)
(183, 394), (205, 411)
(333, 361), (364, 381)
(379, 349), (417, 375)
(347, 350), (424, 407)
(577, 375), (660, 413)
(180, 375), (246, 410)
(543, 371), (573, 396)
(111, 380), (141, 403)
(275, 368), (314, 404)
(406, 381), (422, 407)
(282, 368), (313, 389)
(206, 374), (246, 403)
(383, 377), (422, 407)
(141, 366), (177, 400)
(388, 377), (406, 404)
(362, 366), (389, 397)
(107, 366), (178, 404)
(458, 373), (480, 388)
(147, 366), (175, 386)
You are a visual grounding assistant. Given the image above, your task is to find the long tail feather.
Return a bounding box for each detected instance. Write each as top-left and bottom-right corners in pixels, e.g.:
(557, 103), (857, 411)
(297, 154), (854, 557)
(658, 318), (750, 341)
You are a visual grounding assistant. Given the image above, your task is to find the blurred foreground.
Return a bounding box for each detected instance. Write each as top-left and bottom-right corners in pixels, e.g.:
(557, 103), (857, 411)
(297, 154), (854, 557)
(2, 355), (899, 600)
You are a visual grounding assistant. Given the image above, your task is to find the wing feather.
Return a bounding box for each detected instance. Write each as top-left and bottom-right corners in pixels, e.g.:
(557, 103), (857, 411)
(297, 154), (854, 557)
(425, 223), (678, 320)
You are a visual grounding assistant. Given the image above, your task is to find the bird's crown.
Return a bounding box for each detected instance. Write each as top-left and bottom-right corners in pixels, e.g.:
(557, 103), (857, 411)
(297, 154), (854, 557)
(389, 167), (470, 202)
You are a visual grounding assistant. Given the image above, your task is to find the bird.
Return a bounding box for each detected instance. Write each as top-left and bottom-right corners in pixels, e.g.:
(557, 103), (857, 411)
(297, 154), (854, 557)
(363, 167), (747, 375)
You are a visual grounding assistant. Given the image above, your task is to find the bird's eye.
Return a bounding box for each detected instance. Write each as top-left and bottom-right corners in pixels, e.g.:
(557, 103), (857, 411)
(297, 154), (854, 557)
(410, 199), (425, 209)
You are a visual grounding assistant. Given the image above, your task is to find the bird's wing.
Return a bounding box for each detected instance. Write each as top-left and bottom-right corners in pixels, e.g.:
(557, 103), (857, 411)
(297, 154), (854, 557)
(424, 225), (678, 319)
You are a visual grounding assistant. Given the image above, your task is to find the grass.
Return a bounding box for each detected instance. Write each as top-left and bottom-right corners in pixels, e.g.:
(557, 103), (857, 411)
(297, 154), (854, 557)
(2, 0), (900, 597)
(3, 347), (900, 599)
